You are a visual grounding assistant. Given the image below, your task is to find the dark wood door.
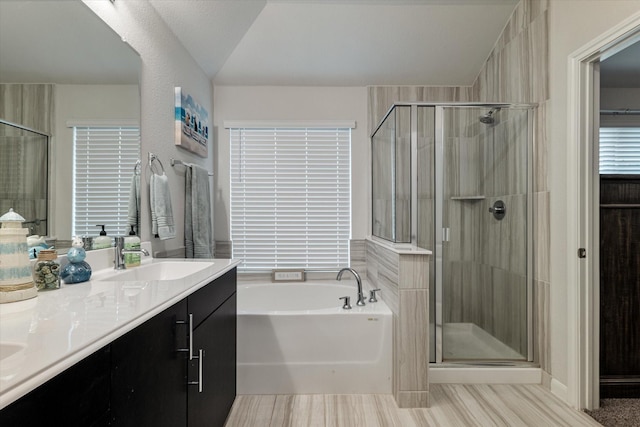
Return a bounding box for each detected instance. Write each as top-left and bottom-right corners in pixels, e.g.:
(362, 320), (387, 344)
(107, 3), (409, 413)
(110, 298), (189, 426)
(600, 175), (640, 398)
(188, 292), (237, 427)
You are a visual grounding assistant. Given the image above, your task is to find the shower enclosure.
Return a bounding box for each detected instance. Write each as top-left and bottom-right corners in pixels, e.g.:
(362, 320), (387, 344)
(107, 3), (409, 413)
(0, 120), (49, 236)
(371, 103), (535, 363)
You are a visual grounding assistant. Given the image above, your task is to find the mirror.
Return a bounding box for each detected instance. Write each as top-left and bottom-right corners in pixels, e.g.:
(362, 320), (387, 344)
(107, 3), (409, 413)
(0, 0), (141, 250)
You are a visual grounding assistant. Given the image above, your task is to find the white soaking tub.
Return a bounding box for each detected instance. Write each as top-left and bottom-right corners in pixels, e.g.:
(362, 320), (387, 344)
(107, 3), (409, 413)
(237, 281), (392, 394)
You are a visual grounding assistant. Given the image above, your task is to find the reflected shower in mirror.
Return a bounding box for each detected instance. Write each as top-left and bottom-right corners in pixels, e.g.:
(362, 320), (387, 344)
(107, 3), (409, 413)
(0, 0), (141, 250)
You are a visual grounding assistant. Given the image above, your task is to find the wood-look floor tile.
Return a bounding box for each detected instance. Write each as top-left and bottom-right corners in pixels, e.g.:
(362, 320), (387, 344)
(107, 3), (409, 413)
(225, 394), (275, 427)
(225, 385), (601, 427)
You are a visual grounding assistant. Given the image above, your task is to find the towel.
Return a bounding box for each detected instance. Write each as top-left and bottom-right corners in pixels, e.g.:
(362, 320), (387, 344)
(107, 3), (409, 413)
(150, 173), (176, 240)
(185, 164), (213, 258)
(127, 173), (140, 233)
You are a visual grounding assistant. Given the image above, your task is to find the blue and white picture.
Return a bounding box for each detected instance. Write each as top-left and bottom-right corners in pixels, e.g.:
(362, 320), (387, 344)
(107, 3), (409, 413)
(175, 87), (209, 157)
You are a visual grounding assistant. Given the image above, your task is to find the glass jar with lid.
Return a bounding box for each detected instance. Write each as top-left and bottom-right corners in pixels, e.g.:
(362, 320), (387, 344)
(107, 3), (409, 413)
(33, 249), (61, 291)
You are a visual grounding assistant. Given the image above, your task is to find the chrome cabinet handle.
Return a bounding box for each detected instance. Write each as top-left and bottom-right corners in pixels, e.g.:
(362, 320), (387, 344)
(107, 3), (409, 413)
(175, 318), (189, 354)
(369, 289), (381, 303)
(188, 348), (204, 393)
(177, 314), (195, 359)
(339, 296), (352, 310)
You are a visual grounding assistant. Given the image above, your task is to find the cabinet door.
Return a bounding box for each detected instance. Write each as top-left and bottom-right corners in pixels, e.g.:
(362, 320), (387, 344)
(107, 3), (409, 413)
(188, 293), (237, 427)
(0, 346), (111, 427)
(111, 299), (189, 427)
(189, 268), (237, 329)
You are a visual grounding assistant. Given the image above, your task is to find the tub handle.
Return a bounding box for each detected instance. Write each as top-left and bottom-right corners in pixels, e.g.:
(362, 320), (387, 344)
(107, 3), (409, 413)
(339, 296), (352, 310)
(188, 348), (204, 393)
(369, 289), (381, 303)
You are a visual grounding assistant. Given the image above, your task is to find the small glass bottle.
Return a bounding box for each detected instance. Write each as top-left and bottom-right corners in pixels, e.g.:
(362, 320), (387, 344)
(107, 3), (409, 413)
(33, 249), (61, 291)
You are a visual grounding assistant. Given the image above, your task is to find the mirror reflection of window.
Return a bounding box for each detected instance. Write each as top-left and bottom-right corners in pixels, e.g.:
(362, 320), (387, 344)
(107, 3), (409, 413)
(72, 124), (141, 239)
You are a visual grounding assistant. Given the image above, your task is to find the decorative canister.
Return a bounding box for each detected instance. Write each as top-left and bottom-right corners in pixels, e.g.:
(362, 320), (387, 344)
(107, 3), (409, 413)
(33, 249), (61, 291)
(0, 208), (38, 303)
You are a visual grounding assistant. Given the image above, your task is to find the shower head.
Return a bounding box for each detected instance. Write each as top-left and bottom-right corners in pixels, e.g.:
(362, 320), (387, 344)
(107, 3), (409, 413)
(479, 108), (500, 124)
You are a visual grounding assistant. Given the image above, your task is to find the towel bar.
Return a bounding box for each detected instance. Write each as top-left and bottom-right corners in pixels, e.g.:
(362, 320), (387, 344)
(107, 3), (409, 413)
(170, 158), (213, 176)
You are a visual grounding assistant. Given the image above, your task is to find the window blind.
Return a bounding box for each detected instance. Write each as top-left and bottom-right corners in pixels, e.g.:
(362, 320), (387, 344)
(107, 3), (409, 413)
(600, 127), (640, 174)
(73, 126), (140, 237)
(230, 127), (351, 271)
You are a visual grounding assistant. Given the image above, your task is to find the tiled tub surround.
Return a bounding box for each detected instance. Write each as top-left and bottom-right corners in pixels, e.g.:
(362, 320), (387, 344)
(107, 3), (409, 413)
(236, 280), (392, 395)
(0, 247), (240, 410)
(364, 238), (430, 408)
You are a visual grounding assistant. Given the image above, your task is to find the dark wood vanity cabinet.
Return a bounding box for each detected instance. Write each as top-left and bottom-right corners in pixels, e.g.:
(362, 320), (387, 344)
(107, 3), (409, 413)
(0, 268), (237, 427)
(0, 346), (111, 427)
(110, 299), (189, 427)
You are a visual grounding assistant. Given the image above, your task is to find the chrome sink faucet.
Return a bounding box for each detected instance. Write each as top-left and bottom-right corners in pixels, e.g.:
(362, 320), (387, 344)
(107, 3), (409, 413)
(336, 267), (366, 306)
(114, 236), (150, 270)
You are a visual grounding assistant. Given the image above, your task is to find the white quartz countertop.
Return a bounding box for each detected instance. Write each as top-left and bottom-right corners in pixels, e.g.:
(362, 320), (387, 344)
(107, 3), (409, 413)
(0, 255), (241, 410)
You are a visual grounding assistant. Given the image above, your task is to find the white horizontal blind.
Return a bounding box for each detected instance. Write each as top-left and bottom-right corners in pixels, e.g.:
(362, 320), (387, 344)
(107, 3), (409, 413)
(73, 126), (140, 237)
(230, 127), (351, 271)
(600, 127), (640, 174)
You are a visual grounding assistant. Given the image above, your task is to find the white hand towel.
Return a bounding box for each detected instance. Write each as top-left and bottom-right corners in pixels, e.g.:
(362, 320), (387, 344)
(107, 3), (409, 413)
(185, 164), (213, 258)
(150, 173), (175, 240)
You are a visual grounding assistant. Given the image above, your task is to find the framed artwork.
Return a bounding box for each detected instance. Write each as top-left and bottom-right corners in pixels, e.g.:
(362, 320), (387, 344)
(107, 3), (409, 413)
(174, 87), (209, 157)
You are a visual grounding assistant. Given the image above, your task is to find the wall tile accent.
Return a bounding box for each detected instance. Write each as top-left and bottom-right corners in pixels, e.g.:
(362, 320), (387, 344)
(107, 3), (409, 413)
(365, 239), (430, 408)
(215, 240), (232, 259)
(368, 86), (473, 134)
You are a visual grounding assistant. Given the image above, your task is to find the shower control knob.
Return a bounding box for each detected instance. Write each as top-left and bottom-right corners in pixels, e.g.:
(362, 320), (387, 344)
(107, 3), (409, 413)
(489, 200), (506, 220)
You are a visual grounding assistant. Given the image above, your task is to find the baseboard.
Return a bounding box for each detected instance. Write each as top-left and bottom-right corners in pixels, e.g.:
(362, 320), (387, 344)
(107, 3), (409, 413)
(551, 378), (568, 402)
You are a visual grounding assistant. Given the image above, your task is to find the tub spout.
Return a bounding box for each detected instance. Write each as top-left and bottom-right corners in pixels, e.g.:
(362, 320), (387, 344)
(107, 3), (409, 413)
(336, 268), (366, 306)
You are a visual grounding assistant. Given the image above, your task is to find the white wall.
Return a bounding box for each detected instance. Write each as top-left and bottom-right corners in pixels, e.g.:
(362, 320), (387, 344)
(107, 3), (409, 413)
(84, 0), (214, 256)
(53, 84), (139, 240)
(548, 0), (640, 396)
(212, 86), (369, 242)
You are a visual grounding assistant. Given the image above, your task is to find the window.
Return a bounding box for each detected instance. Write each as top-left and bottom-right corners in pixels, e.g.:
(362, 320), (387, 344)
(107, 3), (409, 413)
(72, 124), (140, 237)
(600, 127), (640, 174)
(229, 125), (352, 271)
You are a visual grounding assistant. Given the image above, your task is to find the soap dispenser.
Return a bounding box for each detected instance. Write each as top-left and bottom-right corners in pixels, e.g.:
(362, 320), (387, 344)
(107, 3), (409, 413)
(93, 225), (112, 249)
(123, 225), (141, 268)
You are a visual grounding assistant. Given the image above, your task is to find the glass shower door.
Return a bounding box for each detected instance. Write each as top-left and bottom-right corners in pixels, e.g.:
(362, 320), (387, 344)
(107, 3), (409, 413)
(439, 106), (531, 361)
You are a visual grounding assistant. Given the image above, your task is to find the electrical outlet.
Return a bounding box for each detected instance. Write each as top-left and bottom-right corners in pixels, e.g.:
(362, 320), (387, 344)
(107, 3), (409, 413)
(271, 269), (305, 282)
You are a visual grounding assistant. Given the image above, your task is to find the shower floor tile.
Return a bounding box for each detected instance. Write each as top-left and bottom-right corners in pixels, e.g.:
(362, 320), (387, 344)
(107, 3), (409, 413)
(443, 322), (524, 360)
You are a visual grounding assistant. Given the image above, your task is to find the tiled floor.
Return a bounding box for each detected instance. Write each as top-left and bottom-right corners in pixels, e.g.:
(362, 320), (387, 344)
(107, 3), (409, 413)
(225, 385), (601, 426)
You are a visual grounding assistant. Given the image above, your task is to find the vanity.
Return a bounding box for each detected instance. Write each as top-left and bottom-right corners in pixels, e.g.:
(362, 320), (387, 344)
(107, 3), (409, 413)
(0, 256), (240, 427)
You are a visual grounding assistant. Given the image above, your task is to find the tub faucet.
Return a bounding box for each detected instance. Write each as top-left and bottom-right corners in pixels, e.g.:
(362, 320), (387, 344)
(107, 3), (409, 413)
(114, 236), (150, 270)
(337, 267), (366, 306)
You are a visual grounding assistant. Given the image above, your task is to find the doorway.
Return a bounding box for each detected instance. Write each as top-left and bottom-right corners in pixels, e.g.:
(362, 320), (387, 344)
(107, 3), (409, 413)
(568, 15), (640, 410)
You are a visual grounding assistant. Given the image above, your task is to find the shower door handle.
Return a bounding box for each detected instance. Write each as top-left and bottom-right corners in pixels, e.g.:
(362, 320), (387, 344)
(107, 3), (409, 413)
(442, 228), (450, 242)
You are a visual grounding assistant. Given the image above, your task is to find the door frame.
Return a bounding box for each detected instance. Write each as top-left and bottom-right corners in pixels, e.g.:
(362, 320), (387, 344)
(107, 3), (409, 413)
(566, 12), (640, 410)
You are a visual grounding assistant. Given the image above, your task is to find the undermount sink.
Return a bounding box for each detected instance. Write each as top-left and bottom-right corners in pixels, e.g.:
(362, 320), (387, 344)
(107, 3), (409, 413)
(0, 342), (26, 361)
(101, 261), (215, 282)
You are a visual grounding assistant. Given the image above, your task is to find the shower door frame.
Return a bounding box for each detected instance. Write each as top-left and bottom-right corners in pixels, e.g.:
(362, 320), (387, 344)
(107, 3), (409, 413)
(423, 103), (535, 364)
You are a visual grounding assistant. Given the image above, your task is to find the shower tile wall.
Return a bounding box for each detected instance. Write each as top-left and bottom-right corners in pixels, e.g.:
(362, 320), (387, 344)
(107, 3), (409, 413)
(442, 107), (528, 356)
(364, 239), (430, 408)
(0, 84), (54, 236)
(471, 0), (550, 369)
(366, 0), (549, 370)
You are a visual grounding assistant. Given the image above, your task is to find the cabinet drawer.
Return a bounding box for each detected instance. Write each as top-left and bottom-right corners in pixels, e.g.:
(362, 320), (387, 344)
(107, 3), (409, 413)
(188, 268), (236, 328)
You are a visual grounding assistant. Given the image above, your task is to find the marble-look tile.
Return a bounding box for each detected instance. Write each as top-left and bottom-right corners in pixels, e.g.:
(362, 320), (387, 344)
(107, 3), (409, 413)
(398, 289), (429, 391)
(534, 191), (550, 282)
(225, 394), (276, 427)
(534, 279), (550, 371)
(227, 386), (601, 427)
(214, 240), (232, 258)
(368, 86), (473, 134)
(349, 239), (366, 277)
(396, 391), (429, 409)
(271, 395), (325, 427)
(398, 255), (429, 289)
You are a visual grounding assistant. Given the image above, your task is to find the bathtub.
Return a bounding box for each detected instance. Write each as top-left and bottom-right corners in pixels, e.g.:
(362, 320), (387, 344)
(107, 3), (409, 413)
(237, 280), (392, 394)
